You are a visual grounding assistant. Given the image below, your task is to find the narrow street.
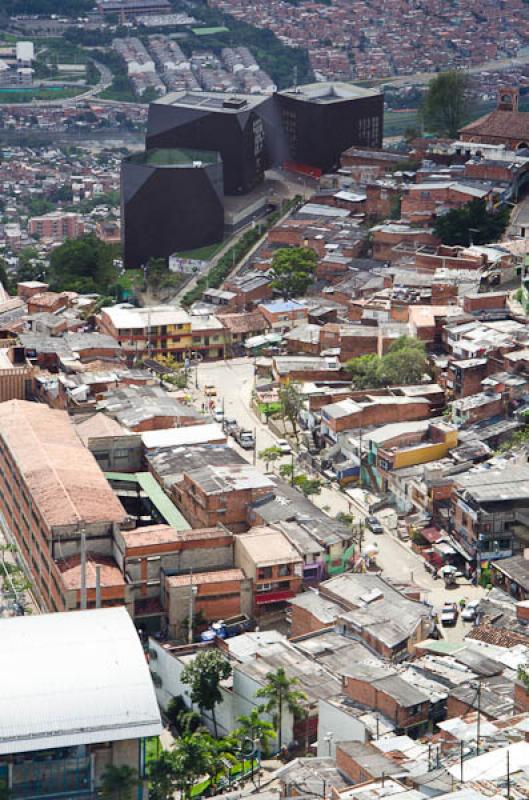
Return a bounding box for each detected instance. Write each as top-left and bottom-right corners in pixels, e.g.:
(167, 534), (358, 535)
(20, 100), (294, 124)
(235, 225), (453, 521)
(193, 358), (486, 642)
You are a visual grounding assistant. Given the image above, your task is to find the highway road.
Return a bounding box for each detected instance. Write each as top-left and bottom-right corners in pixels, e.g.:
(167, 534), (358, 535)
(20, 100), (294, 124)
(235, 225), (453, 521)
(369, 47), (529, 88)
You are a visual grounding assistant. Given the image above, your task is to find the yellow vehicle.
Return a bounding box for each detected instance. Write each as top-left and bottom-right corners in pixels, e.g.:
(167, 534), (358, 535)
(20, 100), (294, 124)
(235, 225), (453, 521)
(204, 384), (217, 397)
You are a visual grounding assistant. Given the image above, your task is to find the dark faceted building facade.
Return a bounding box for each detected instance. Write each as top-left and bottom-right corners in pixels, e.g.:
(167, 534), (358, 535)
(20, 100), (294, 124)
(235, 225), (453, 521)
(121, 148), (224, 269)
(277, 82), (383, 173)
(122, 81), (384, 268)
(146, 92), (276, 196)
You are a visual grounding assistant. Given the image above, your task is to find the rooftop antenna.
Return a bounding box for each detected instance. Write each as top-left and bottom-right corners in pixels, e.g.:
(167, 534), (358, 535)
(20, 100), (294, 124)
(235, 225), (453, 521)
(293, 65), (298, 93)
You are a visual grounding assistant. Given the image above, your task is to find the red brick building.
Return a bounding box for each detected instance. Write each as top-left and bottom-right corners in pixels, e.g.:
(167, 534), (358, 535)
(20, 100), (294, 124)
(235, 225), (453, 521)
(173, 464), (275, 532)
(343, 666), (430, 735)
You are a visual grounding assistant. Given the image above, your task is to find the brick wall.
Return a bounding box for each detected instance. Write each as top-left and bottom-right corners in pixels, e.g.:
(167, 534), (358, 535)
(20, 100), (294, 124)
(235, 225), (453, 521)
(290, 603), (334, 638)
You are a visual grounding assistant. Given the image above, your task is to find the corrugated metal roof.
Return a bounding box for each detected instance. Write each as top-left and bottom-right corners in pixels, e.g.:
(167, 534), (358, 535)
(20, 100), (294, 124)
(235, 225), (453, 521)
(0, 607), (162, 755)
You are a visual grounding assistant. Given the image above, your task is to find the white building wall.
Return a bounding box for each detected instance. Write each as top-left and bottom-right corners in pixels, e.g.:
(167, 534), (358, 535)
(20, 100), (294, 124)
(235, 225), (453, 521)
(148, 639), (294, 747)
(316, 699), (367, 757)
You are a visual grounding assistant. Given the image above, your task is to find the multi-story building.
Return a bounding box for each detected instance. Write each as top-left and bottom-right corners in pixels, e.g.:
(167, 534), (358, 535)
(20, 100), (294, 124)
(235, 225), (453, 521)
(121, 148), (224, 268)
(163, 568), (252, 638)
(98, 304), (192, 362)
(0, 607), (162, 800)
(146, 91), (274, 195)
(0, 400), (128, 613)
(173, 464), (274, 532)
(97, 0), (171, 17)
(28, 211), (84, 243)
(234, 525), (303, 612)
(113, 523), (235, 627)
(276, 82), (383, 173)
(451, 464), (529, 562)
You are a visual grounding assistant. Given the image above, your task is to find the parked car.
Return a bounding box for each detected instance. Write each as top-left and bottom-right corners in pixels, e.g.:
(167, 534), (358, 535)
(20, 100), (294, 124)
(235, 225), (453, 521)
(366, 516), (384, 534)
(461, 600), (480, 622)
(440, 602), (458, 627)
(275, 438), (292, 455)
(223, 417), (238, 435)
(204, 384), (217, 397)
(235, 429), (255, 449)
(214, 407), (224, 423)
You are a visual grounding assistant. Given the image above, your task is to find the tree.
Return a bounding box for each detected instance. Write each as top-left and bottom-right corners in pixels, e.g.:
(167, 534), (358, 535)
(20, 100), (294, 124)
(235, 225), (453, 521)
(146, 257), (168, 291)
(345, 354), (380, 390)
(0, 258), (11, 294)
(233, 708), (276, 757)
(15, 247), (47, 284)
(259, 445), (283, 473)
(48, 234), (119, 294)
(346, 337), (428, 389)
(149, 751), (180, 800)
(201, 735), (237, 792)
(256, 667), (307, 749)
(421, 70), (473, 138)
(278, 381), (303, 444)
(269, 247), (317, 299)
(100, 765), (139, 800)
(171, 734), (214, 800)
(433, 198), (510, 247)
(166, 695), (203, 737)
(181, 650), (232, 737)
(294, 474), (322, 497)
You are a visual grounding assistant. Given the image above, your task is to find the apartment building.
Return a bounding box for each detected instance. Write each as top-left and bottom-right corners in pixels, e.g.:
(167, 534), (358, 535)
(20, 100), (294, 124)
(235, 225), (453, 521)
(451, 464), (529, 561)
(28, 211), (84, 243)
(0, 400), (127, 612)
(99, 304), (192, 362)
(234, 526), (303, 612)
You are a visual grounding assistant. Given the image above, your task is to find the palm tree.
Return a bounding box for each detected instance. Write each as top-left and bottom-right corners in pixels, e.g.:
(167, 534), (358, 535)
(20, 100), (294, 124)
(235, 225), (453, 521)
(256, 667), (307, 750)
(172, 733), (213, 800)
(202, 735), (237, 792)
(233, 709), (276, 757)
(100, 764), (139, 800)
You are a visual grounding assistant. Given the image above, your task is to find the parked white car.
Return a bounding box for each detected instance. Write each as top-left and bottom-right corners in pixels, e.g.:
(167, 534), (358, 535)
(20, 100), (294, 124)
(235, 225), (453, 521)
(275, 438), (292, 455)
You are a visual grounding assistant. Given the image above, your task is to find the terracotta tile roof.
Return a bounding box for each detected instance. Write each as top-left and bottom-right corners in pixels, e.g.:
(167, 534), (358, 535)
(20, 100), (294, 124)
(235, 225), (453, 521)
(216, 310), (268, 335)
(0, 400), (127, 529)
(466, 624), (529, 648)
(460, 109), (529, 140)
(75, 412), (131, 445)
(56, 553), (125, 589)
(166, 568), (245, 587)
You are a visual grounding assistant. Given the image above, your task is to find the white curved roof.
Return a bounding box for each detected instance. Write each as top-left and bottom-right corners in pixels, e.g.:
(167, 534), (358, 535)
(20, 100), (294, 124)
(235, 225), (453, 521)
(0, 607), (162, 755)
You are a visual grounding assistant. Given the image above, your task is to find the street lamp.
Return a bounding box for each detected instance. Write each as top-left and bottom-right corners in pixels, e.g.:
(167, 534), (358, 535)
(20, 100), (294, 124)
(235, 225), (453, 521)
(324, 731), (334, 756)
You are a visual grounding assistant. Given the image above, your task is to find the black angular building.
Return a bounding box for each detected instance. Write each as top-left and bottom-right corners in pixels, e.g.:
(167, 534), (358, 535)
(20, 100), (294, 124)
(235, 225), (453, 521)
(146, 92), (277, 196)
(121, 148), (224, 269)
(276, 82), (384, 173)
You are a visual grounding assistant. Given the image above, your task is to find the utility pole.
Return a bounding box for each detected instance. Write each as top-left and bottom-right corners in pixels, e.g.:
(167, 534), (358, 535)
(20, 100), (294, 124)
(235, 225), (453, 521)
(253, 428), (257, 466)
(80, 530), (87, 610)
(187, 568), (194, 645)
(95, 565), (101, 609)
(476, 680), (482, 755)
(460, 741), (464, 783)
(507, 749), (510, 798)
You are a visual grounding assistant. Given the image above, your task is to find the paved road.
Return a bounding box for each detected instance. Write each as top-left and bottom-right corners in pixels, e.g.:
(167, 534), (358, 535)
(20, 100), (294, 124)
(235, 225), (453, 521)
(371, 48), (529, 88)
(0, 59), (113, 109)
(193, 358), (485, 642)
